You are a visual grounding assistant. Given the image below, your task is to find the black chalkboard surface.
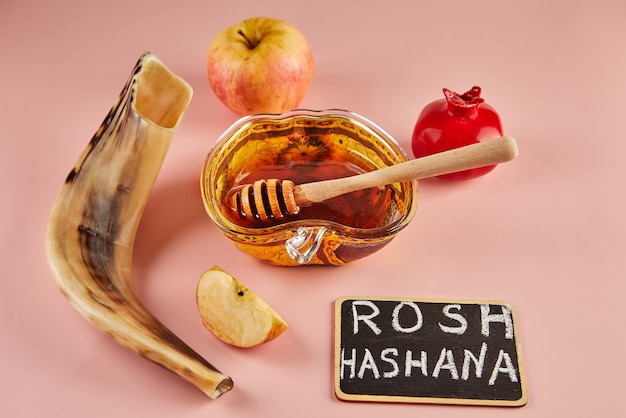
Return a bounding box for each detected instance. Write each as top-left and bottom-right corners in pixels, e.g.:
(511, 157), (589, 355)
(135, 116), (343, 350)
(334, 297), (527, 406)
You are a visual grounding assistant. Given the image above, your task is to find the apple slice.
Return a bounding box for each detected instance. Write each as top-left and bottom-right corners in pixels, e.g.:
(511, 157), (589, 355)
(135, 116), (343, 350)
(196, 266), (288, 348)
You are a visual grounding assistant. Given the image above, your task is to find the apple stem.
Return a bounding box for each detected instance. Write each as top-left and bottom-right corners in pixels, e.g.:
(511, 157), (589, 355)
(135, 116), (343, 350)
(237, 29), (260, 49)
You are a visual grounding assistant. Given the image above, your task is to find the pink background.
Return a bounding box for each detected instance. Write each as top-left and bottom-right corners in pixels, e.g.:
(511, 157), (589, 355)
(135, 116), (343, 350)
(2, 0), (625, 416)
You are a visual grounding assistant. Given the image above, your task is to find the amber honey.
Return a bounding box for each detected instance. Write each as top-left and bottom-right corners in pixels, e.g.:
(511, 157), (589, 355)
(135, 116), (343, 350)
(201, 110), (418, 266)
(223, 160), (395, 229)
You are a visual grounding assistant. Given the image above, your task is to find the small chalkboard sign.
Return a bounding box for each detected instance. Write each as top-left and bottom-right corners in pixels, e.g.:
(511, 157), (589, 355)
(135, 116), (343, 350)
(334, 297), (527, 406)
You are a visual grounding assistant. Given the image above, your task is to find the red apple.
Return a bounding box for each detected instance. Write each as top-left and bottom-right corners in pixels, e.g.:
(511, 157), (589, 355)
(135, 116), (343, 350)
(207, 16), (314, 115)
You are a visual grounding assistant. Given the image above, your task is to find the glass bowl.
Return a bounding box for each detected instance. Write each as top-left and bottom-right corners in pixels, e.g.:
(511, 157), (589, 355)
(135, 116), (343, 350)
(200, 109), (418, 266)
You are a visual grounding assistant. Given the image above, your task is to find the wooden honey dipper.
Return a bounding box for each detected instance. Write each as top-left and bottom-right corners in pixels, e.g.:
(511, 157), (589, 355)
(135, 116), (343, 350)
(227, 136), (518, 222)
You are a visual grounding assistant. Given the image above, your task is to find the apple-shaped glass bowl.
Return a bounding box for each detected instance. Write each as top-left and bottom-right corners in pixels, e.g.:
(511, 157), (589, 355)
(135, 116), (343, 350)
(201, 109), (418, 266)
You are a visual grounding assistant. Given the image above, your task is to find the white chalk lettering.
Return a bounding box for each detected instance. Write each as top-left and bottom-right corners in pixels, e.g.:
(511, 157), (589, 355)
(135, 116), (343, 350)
(358, 348), (380, 379)
(432, 348), (459, 380)
(392, 302), (423, 333)
(340, 345), (521, 391)
(462, 342), (488, 380)
(439, 304), (468, 335)
(481, 304), (514, 339)
(489, 349), (518, 385)
(404, 349), (428, 377)
(340, 348), (356, 379)
(352, 300), (381, 335)
(381, 348), (400, 378)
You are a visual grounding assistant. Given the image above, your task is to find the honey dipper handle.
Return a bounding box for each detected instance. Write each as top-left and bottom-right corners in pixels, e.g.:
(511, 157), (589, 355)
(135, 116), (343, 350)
(294, 136), (518, 206)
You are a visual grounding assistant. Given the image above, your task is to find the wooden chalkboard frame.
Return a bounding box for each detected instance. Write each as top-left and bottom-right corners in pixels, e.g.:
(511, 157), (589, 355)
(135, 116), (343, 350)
(334, 296), (527, 406)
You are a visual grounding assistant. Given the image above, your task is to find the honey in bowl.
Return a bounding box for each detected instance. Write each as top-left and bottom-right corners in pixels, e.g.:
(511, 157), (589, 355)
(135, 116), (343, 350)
(224, 158), (394, 229)
(201, 110), (418, 266)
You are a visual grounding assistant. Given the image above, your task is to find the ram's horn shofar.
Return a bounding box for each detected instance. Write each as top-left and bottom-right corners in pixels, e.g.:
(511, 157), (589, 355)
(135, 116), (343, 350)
(45, 52), (233, 399)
